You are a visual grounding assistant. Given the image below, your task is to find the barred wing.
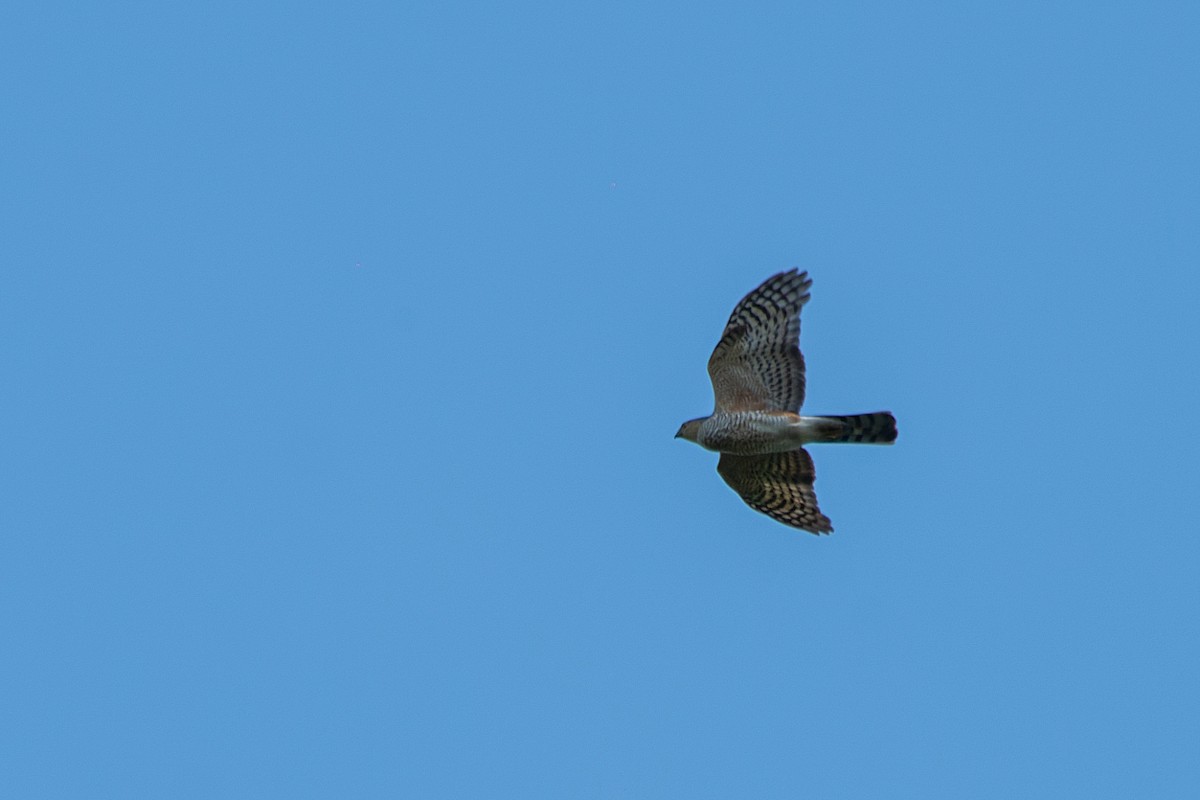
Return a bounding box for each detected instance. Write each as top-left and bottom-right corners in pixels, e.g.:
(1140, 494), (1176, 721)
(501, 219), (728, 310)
(707, 270), (810, 413)
(716, 448), (833, 534)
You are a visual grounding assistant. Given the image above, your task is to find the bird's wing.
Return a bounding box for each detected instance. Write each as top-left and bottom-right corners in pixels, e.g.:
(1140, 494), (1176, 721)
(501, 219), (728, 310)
(716, 448), (832, 534)
(706, 270), (810, 413)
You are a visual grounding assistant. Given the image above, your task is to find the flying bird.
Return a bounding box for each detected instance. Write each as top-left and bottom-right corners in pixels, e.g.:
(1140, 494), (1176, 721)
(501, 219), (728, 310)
(675, 270), (896, 534)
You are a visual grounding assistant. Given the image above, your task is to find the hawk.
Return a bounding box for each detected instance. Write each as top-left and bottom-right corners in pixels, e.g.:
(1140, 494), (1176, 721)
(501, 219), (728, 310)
(675, 270), (897, 534)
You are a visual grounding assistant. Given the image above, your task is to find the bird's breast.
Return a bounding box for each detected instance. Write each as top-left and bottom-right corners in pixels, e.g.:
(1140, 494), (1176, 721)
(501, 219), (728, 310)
(697, 411), (802, 455)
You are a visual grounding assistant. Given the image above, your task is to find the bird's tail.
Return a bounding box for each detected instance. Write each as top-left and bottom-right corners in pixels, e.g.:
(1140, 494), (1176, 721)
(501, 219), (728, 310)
(814, 412), (897, 444)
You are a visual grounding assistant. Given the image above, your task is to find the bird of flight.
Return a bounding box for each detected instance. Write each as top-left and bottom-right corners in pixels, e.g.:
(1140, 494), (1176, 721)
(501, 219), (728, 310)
(675, 270), (897, 534)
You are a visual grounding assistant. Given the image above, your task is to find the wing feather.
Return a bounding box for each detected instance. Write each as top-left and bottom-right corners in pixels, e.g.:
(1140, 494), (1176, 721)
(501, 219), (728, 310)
(716, 448), (833, 534)
(707, 270), (810, 412)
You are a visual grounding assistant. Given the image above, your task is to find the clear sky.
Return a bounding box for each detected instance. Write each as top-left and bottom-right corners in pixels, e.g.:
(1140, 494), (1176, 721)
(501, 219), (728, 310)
(3, 2), (1198, 797)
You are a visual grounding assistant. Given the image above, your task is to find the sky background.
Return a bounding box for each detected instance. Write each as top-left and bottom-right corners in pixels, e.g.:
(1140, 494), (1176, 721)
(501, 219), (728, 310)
(3, 1), (1198, 797)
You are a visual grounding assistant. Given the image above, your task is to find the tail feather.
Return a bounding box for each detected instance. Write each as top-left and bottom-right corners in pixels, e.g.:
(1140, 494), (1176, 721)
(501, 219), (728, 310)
(819, 412), (897, 444)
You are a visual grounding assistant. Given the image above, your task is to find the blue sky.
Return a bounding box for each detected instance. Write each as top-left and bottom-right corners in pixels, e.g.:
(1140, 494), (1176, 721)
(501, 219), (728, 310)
(3, 1), (1198, 797)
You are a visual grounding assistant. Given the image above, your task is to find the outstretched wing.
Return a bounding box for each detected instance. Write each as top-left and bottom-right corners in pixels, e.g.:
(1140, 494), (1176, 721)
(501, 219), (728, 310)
(706, 269), (811, 413)
(716, 448), (833, 534)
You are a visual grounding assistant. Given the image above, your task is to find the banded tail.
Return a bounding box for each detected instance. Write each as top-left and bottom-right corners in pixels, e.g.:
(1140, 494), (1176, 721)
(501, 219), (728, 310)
(814, 412), (897, 444)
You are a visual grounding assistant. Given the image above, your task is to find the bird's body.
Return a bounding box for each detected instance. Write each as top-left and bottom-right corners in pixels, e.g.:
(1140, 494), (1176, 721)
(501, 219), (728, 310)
(691, 410), (817, 455)
(680, 410), (896, 455)
(675, 269), (896, 534)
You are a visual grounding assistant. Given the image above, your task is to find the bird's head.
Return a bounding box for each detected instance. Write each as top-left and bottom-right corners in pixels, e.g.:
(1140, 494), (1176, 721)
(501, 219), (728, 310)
(674, 418), (704, 443)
